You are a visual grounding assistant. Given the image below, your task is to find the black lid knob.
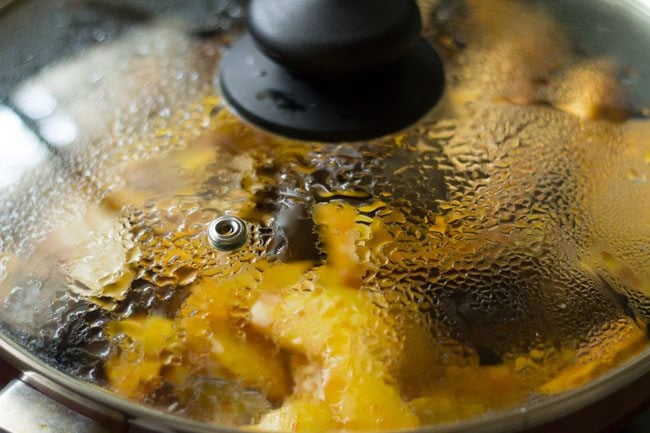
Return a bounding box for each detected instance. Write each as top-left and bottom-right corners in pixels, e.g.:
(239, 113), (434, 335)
(248, 0), (421, 77)
(218, 0), (445, 142)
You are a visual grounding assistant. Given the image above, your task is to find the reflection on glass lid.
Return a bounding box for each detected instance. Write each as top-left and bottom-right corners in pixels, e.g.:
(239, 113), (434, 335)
(0, 0), (649, 431)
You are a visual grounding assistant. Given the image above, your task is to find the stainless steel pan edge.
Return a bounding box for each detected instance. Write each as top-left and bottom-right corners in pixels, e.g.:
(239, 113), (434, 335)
(0, 379), (111, 433)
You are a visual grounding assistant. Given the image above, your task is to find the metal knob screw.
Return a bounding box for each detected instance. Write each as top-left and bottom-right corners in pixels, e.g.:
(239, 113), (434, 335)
(207, 216), (248, 251)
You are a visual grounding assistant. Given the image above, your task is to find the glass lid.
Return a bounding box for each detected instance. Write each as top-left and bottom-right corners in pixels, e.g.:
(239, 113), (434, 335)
(0, 0), (649, 431)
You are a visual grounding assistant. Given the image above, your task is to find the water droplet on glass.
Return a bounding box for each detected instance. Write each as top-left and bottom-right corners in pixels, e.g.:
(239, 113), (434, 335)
(92, 28), (107, 43)
(136, 44), (151, 57)
(627, 169), (648, 184)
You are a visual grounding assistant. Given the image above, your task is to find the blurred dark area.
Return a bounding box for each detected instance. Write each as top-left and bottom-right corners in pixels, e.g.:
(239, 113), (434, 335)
(620, 409), (650, 433)
(0, 0), (245, 104)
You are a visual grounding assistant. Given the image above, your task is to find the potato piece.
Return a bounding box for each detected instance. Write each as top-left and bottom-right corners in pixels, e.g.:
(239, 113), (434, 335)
(449, 0), (572, 109)
(409, 394), (484, 426)
(255, 398), (340, 433)
(106, 317), (290, 403)
(181, 315), (290, 402)
(312, 203), (364, 288)
(596, 252), (650, 298)
(250, 265), (398, 360)
(181, 266), (261, 323)
(539, 59), (626, 120)
(181, 261), (313, 322)
(105, 357), (163, 400)
(540, 318), (647, 395)
(408, 362), (543, 425)
(178, 262), (312, 402)
(105, 316), (178, 399)
(324, 357), (420, 430)
(250, 202), (420, 430)
(251, 266), (419, 430)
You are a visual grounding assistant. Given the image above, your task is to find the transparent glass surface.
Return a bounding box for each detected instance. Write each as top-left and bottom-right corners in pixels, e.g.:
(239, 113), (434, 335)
(0, 0), (649, 431)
